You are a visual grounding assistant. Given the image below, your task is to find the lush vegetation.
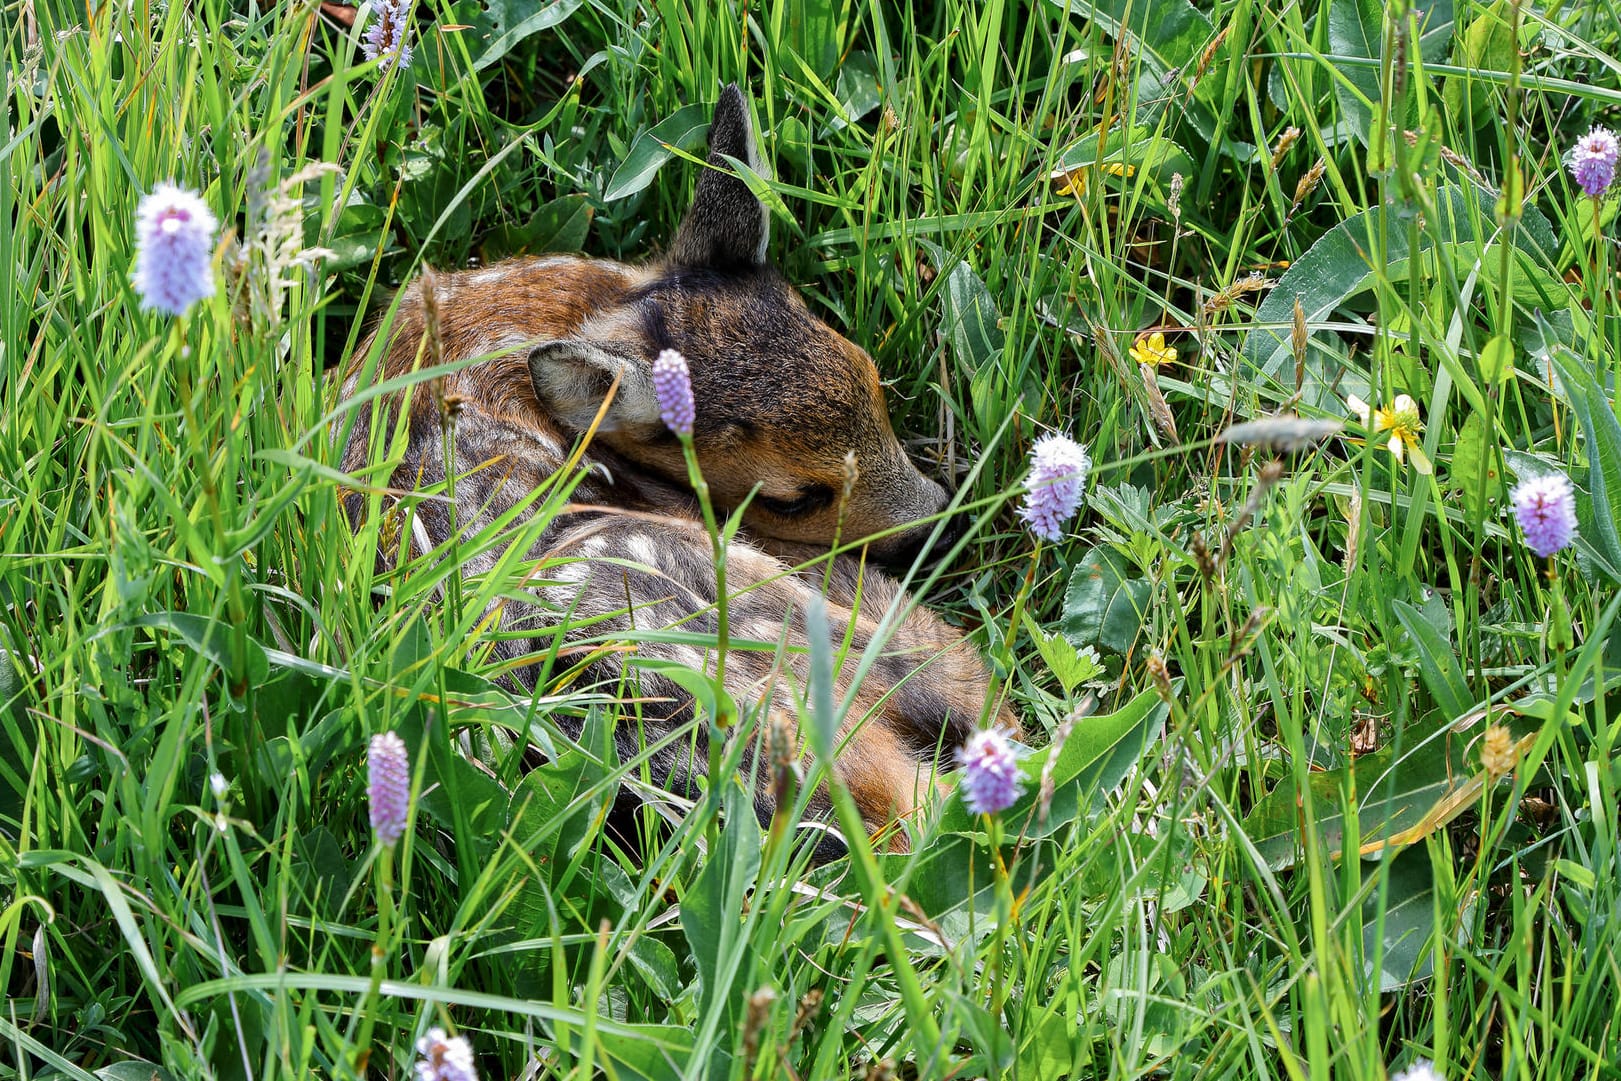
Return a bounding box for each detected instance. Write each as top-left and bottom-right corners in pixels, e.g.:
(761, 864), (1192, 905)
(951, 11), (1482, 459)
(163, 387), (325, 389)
(5, 0), (1620, 1077)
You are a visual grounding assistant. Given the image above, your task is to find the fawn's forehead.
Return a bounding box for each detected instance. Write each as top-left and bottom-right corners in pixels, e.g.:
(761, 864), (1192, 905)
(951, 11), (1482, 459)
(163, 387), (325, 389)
(624, 269), (887, 442)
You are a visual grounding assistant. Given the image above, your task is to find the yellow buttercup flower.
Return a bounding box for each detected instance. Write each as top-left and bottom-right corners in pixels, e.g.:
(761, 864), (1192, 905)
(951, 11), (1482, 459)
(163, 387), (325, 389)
(1347, 393), (1431, 474)
(1129, 331), (1177, 368)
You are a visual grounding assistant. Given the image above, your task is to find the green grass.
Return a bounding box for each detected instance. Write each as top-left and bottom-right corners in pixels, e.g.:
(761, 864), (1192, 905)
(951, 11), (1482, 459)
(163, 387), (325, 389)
(5, 0), (1621, 1078)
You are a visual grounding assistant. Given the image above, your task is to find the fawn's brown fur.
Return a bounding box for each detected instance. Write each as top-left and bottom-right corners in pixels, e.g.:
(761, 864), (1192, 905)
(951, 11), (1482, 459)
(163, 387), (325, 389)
(338, 85), (1018, 855)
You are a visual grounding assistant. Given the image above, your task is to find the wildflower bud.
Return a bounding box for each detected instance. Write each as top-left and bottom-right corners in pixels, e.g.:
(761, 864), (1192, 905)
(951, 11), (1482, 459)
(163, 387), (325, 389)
(364, 0), (415, 72)
(1509, 473), (1577, 558)
(133, 182), (218, 316)
(956, 728), (1025, 815)
(1479, 723), (1517, 780)
(414, 1027), (477, 1081)
(1017, 433), (1091, 543)
(367, 732), (411, 845)
(1567, 126), (1619, 198)
(651, 348), (695, 437)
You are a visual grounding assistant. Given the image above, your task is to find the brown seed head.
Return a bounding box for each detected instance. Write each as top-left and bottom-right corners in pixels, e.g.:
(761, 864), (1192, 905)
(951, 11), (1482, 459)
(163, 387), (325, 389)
(1146, 652), (1173, 702)
(1289, 160), (1327, 220)
(1270, 126), (1301, 170)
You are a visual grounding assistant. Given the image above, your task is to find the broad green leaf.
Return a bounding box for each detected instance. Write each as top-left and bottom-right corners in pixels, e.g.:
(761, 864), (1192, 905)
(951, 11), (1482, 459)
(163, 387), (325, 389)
(825, 52), (882, 132)
(96, 1063), (174, 1081)
(603, 103), (713, 201)
(501, 734), (620, 994)
(1326, 0), (1384, 143)
(1016, 1012), (1074, 1080)
(936, 690), (1168, 839)
(783, 0), (843, 81)
(1363, 847), (1452, 991)
(483, 194), (593, 258)
(1390, 599), (1472, 720)
(1478, 334), (1515, 384)
(1062, 546), (1150, 656)
(920, 239), (1003, 369)
(1046, 0), (1213, 76)
(452, 0), (583, 72)
(550, 1023), (694, 1081)
(417, 736), (508, 845)
(1050, 128), (1195, 188)
(1448, 412), (1500, 519)
(1442, 1), (1516, 124)
(1237, 712), (1535, 870)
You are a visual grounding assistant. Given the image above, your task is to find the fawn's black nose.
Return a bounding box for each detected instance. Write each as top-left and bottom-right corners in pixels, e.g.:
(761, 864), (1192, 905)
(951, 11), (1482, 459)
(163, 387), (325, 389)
(870, 507), (967, 571)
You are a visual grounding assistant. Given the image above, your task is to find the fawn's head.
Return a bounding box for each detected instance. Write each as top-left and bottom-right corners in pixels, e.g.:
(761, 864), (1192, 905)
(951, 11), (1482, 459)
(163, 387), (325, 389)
(529, 85), (950, 562)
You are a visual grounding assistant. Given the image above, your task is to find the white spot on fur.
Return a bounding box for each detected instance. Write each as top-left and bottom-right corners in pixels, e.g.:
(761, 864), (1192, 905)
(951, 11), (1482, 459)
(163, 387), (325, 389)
(625, 535), (658, 567)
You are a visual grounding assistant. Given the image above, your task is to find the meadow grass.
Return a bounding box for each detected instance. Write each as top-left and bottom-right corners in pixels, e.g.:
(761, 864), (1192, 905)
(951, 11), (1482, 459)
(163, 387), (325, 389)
(4, 0), (1621, 1078)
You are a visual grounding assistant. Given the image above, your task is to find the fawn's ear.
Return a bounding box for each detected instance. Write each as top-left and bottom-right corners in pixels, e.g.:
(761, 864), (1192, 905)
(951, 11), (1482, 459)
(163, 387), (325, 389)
(668, 83), (770, 270)
(528, 341), (660, 434)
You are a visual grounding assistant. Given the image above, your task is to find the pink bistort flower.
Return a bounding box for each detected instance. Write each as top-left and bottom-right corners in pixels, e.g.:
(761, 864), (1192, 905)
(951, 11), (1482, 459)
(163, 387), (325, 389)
(957, 728), (1025, 815)
(367, 732), (411, 845)
(1017, 433), (1091, 542)
(1510, 473), (1578, 559)
(652, 348), (696, 437)
(132, 182), (217, 316)
(1568, 126), (1619, 198)
(363, 0), (414, 72)
(414, 1028), (477, 1081)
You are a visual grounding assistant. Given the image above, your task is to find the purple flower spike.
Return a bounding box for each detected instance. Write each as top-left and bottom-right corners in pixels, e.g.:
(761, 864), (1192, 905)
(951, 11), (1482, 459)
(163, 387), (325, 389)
(363, 0), (414, 72)
(652, 348), (695, 437)
(1510, 473), (1578, 558)
(132, 182), (217, 317)
(414, 1028), (478, 1081)
(956, 728), (1025, 815)
(1568, 127), (1619, 198)
(367, 732), (411, 845)
(1017, 433), (1091, 542)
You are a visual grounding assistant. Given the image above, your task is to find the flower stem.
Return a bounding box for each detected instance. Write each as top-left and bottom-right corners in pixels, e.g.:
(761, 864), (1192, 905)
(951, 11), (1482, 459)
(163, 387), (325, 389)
(678, 436), (735, 835)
